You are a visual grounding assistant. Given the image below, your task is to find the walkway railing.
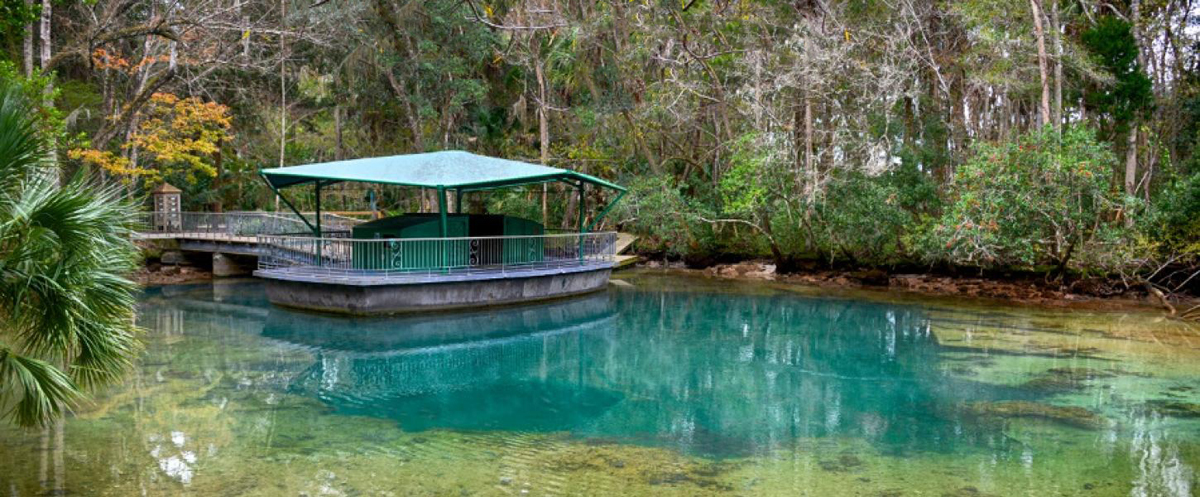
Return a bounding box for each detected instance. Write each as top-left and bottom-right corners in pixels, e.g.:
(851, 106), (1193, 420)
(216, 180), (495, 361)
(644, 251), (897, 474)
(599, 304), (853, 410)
(133, 211), (615, 281)
(134, 211), (360, 240)
(256, 232), (618, 279)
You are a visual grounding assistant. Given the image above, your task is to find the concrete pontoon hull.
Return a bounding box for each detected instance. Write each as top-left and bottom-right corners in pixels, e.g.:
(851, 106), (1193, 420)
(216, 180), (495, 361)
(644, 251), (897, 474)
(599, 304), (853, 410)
(258, 266), (613, 315)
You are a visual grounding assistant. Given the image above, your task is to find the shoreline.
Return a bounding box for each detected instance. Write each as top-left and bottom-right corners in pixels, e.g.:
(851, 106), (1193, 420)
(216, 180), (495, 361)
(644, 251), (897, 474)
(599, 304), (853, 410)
(132, 265), (213, 287)
(635, 260), (1198, 316)
(128, 259), (1198, 318)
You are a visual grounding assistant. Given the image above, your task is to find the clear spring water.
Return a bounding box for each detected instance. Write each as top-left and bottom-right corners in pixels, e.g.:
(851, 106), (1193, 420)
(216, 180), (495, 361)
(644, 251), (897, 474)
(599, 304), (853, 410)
(2, 271), (1199, 495)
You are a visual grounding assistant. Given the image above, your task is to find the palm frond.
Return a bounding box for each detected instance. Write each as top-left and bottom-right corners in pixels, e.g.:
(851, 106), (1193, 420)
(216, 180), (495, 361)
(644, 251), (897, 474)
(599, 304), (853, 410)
(0, 75), (143, 428)
(0, 82), (44, 194)
(0, 348), (81, 428)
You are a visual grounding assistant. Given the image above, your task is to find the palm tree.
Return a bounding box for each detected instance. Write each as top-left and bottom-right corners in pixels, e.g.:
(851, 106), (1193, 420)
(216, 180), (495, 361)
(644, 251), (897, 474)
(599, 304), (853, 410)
(0, 78), (141, 428)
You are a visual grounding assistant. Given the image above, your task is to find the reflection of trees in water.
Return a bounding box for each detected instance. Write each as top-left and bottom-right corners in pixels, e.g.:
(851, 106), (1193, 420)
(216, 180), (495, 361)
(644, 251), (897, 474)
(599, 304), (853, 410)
(1128, 413), (1195, 496)
(597, 290), (1025, 456)
(274, 289), (1035, 456)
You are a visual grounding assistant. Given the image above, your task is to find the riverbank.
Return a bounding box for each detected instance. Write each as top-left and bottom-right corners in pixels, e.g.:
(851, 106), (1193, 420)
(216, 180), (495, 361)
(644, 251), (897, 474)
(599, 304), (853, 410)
(639, 260), (1199, 316)
(127, 254), (1197, 318)
(132, 264), (212, 286)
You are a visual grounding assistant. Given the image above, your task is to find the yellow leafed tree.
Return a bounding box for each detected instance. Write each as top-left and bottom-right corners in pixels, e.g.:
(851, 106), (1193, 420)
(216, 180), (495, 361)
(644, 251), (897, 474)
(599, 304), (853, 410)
(71, 92), (232, 186)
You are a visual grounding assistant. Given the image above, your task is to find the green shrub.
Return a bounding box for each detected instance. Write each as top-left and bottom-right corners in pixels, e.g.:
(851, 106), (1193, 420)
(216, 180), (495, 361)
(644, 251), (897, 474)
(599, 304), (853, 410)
(929, 126), (1132, 271)
(615, 174), (717, 258)
(771, 154), (939, 267)
(1147, 171), (1200, 258)
(808, 170), (923, 265)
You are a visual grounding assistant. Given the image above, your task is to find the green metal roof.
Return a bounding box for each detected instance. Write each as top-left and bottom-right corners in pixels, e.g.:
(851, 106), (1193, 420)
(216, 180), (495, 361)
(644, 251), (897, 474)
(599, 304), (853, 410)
(260, 151), (624, 192)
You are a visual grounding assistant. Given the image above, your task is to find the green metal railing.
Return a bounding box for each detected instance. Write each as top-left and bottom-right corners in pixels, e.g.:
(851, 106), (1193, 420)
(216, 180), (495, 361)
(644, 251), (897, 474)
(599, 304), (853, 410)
(255, 232), (617, 279)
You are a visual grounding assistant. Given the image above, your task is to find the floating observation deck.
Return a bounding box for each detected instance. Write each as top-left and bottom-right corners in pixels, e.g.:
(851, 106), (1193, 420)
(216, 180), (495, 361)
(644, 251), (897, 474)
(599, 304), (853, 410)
(243, 151), (626, 315)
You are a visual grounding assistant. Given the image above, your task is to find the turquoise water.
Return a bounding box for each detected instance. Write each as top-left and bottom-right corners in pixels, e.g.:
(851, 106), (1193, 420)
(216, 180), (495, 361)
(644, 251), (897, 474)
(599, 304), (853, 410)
(2, 271), (1199, 495)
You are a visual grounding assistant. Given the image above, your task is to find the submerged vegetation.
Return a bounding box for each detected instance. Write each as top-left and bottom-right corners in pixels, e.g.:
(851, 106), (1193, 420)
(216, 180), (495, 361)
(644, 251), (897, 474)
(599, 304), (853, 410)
(964, 400), (1110, 430)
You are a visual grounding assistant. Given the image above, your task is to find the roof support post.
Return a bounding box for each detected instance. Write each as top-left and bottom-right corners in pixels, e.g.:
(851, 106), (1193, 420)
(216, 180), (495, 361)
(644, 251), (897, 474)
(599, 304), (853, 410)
(437, 186), (449, 273)
(577, 182), (585, 233)
(454, 187), (463, 214)
(314, 180), (322, 237)
(577, 182), (585, 265)
(259, 173), (318, 234)
(585, 190), (625, 233)
(437, 186), (448, 237)
(314, 181), (324, 266)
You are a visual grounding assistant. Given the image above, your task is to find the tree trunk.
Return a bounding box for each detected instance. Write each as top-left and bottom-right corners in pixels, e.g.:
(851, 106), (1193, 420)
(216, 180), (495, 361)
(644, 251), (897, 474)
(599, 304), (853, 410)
(278, 0), (287, 169)
(534, 51), (549, 227)
(384, 69), (424, 153)
(22, 0), (32, 77)
(334, 104), (344, 161)
(275, 0), (286, 214)
(212, 136), (224, 212)
(239, 0), (249, 58)
(1125, 0), (1144, 198)
(792, 105), (803, 193)
(38, 0), (49, 71)
(39, 0), (56, 184)
(561, 185), (578, 230)
(1125, 126), (1138, 197)
(804, 93), (814, 201)
(1029, 0), (1051, 128)
(1051, 0), (1063, 130)
(621, 111), (659, 174)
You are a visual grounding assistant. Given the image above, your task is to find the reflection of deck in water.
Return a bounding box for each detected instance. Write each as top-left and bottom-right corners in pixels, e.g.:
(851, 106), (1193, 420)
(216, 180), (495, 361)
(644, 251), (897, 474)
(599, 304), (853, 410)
(262, 291), (616, 354)
(275, 293), (622, 431)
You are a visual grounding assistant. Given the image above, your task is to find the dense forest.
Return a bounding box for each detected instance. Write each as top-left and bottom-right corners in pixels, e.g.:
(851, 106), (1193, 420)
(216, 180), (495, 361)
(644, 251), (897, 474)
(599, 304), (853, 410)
(1, 0), (1198, 293)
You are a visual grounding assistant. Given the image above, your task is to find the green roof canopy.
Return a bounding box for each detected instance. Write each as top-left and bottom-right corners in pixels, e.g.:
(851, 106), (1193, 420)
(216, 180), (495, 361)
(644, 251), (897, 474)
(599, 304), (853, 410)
(260, 151), (625, 192)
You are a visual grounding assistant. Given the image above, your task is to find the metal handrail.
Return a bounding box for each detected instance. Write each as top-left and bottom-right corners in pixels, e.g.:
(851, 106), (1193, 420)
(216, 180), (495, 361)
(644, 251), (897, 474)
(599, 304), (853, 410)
(133, 211), (615, 280)
(255, 231), (618, 278)
(134, 211), (361, 240)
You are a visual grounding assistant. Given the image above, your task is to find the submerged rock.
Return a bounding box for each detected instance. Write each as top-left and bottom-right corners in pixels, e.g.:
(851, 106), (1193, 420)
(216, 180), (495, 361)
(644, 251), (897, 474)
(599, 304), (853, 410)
(818, 453), (865, 472)
(941, 486), (1001, 497)
(964, 401), (1108, 429)
(544, 444), (734, 492)
(1144, 400), (1200, 418)
(1021, 367), (1116, 392)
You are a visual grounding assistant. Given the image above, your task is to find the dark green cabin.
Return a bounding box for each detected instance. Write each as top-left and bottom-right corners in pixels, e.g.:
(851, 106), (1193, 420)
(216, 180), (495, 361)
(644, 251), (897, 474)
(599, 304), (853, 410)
(350, 213), (545, 271)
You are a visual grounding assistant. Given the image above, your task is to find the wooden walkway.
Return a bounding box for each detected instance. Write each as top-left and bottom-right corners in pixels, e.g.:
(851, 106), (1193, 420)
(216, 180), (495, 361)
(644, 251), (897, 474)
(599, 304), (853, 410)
(613, 233), (640, 269)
